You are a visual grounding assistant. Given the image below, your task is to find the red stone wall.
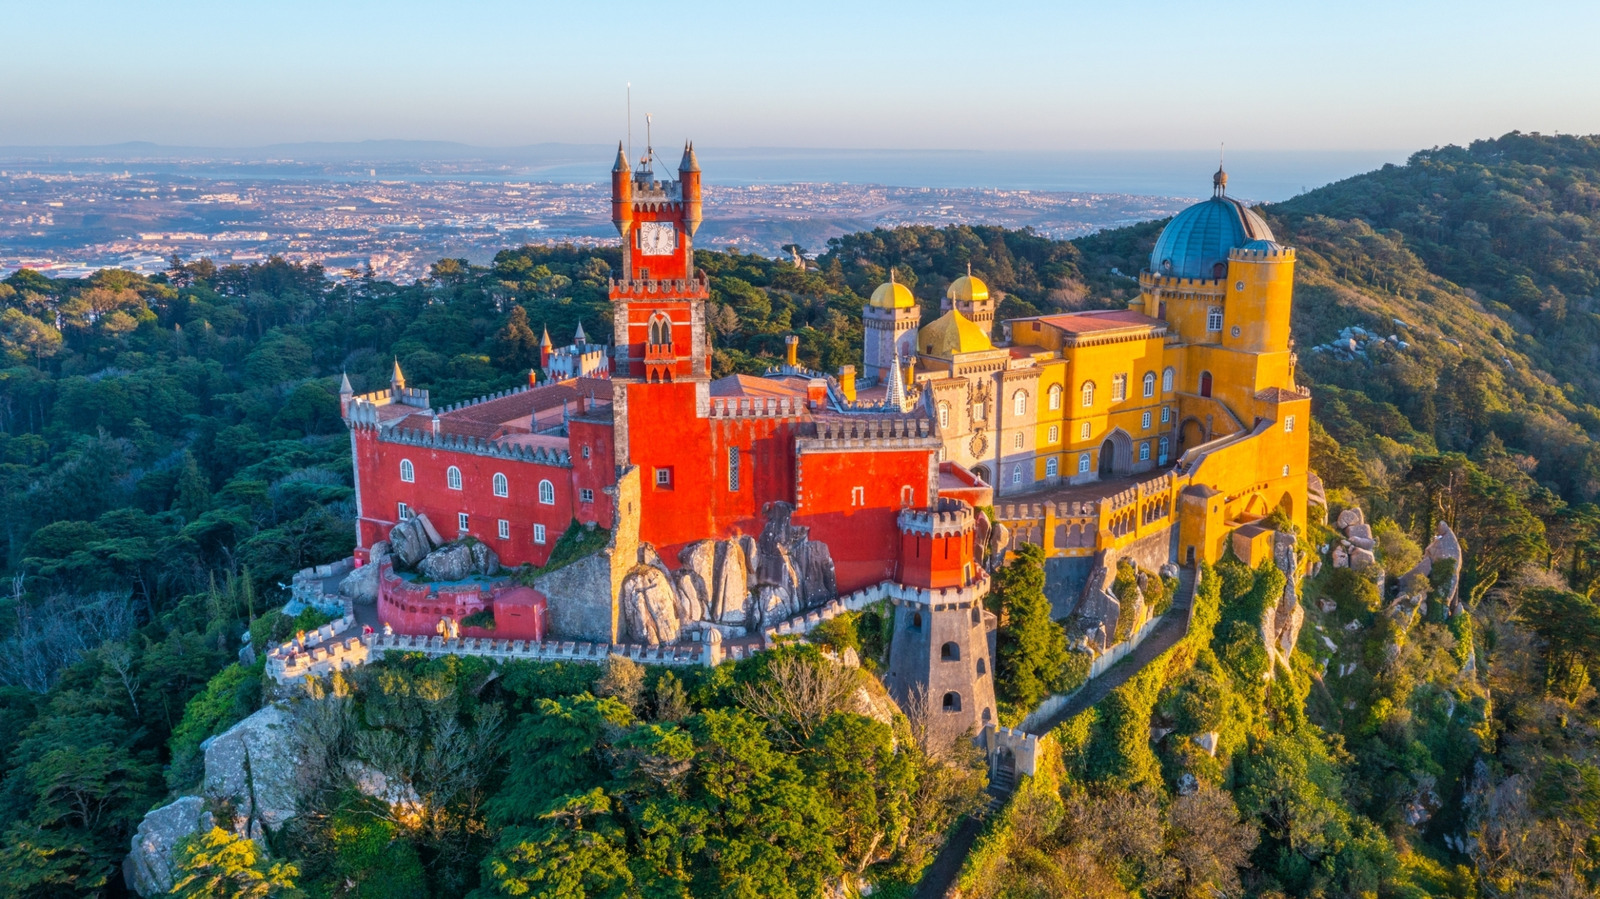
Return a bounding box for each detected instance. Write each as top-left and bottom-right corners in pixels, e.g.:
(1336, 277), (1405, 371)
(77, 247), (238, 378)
(375, 562), (545, 641)
(794, 447), (937, 592)
(896, 527), (976, 589)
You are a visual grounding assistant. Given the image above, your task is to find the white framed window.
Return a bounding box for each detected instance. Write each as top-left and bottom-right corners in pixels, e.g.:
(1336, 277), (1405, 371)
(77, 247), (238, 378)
(1142, 410), (1152, 430)
(1048, 384), (1062, 410)
(497, 519), (510, 539)
(447, 466), (462, 490)
(1078, 453), (1091, 473)
(1111, 374), (1127, 402)
(1139, 442), (1150, 461)
(728, 446), (741, 491)
(1080, 421), (1091, 440)
(539, 479), (556, 504)
(580, 487), (594, 503)
(1161, 406), (1171, 424)
(1081, 381), (1095, 407)
(1011, 467), (1022, 485)
(458, 512), (469, 532)
(938, 402), (950, 429)
(397, 501), (410, 520)
(1162, 367), (1175, 392)
(1045, 457), (1059, 477)
(493, 472), (508, 497)
(851, 486), (865, 506)
(534, 523), (547, 544)
(1013, 432), (1024, 450)
(400, 459), (414, 483)
(1142, 372), (1156, 398)
(1047, 425), (1059, 444)
(1159, 436), (1170, 463)
(1013, 391), (1027, 417)
(1207, 307), (1224, 332)
(1284, 415), (1296, 433)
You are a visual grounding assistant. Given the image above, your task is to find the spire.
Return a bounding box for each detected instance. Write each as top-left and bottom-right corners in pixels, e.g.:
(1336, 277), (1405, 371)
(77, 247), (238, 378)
(679, 140), (700, 173)
(1213, 143), (1227, 197)
(613, 141), (629, 173)
(339, 372), (353, 395)
(540, 325), (553, 348)
(574, 321), (588, 345)
(391, 358), (406, 391)
(886, 343), (910, 412)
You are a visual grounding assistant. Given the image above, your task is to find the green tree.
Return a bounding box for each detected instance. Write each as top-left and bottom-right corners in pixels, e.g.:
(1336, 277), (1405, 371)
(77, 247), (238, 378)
(492, 305), (541, 372)
(993, 543), (1069, 717)
(170, 826), (303, 899)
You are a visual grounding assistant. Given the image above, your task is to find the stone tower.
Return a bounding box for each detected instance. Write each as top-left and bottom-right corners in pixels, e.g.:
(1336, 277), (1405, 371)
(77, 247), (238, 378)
(943, 267), (994, 332)
(882, 498), (998, 748)
(862, 275), (920, 387)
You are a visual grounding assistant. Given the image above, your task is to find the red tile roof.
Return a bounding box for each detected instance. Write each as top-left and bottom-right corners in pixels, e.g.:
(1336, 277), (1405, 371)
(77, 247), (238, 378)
(1031, 310), (1164, 334)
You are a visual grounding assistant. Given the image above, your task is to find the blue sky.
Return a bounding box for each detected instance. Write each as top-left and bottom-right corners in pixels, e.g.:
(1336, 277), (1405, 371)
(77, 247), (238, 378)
(4, 0), (1598, 151)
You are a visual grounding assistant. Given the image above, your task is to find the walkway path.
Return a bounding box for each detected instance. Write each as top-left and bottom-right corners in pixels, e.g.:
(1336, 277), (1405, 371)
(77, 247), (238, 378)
(911, 566), (1198, 899)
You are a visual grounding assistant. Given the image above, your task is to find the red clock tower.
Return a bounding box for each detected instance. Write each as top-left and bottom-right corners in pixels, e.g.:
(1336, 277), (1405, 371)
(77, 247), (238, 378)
(609, 141), (708, 383)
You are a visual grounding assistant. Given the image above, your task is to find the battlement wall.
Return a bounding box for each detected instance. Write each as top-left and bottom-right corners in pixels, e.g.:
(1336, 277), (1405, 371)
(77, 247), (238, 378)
(378, 427), (571, 467)
(898, 498), (976, 537)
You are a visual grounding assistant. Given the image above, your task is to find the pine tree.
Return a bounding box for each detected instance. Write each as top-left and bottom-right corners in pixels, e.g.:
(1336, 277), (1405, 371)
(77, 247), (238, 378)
(173, 451), (211, 521)
(491, 305), (540, 371)
(993, 543), (1069, 715)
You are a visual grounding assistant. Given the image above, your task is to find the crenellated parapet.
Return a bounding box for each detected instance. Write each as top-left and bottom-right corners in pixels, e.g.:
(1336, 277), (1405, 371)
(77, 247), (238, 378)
(609, 273), (710, 299)
(898, 497), (976, 537)
(379, 428), (572, 467)
(798, 416), (936, 451)
(708, 395), (808, 419)
(1229, 244), (1296, 262)
(370, 632), (713, 667)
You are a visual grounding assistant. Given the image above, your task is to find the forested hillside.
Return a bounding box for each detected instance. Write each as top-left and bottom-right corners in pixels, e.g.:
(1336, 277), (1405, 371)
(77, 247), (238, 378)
(4, 132), (1600, 897)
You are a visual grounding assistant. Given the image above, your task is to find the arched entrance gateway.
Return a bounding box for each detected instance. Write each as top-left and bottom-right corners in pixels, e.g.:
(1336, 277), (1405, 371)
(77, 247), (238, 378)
(1097, 429), (1134, 479)
(1098, 439), (1115, 477)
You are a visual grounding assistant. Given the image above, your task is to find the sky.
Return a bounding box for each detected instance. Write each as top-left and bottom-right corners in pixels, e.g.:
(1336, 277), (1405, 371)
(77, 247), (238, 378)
(3, 0), (1598, 154)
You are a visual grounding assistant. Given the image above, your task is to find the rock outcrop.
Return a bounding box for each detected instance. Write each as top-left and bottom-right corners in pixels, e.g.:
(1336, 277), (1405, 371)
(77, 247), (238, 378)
(388, 515), (442, 569)
(124, 796), (213, 898)
(1263, 532), (1305, 674)
(339, 542), (387, 603)
(202, 704), (300, 837)
(418, 540), (501, 581)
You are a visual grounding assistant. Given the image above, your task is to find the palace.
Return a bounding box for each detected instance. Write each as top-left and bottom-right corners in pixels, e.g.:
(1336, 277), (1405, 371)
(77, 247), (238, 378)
(337, 145), (1311, 743)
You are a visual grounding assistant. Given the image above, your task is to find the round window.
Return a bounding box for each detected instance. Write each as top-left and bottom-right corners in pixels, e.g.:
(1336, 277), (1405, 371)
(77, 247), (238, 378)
(1231, 326), (1242, 337)
(1235, 280), (1245, 292)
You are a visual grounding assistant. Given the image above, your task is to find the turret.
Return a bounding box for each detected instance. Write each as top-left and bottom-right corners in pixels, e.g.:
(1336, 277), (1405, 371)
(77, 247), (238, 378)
(611, 142), (633, 237)
(339, 372), (353, 417)
(540, 325), (553, 369)
(391, 358), (406, 392)
(679, 141), (702, 238)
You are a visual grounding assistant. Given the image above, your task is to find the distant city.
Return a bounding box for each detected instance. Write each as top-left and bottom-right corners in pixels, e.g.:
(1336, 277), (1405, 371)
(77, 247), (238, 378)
(0, 143), (1406, 283)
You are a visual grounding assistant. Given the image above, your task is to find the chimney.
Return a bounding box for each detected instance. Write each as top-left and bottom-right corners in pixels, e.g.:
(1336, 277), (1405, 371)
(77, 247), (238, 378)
(839, 365), (857, 403)
(527, 368), (538, 388)
(784, 334), (799, 368)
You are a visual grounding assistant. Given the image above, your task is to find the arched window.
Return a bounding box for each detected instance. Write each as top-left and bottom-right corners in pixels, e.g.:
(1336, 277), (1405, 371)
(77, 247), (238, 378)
(446, 466), (462, 490)
(1159, 436), (1170, 464)
(938, 402), (950, 429)
(1081, 381), (1095, 407)
(1012, 391), (1027, 417)
(911, 612), (923, 631)
(492, 472), (508, 497)
(976, 658), (987, 675)
(400, 459), (414, 483)
(1011, 467), (1022, 485)
(942, 691), (962, 712)
(1199, 371), (1213, 398)
(940, 642), (961, 662)
(1078, 453), (1091, 474)
(1047, 425), (1059, 444)
(648, 314), (673, 345)
(1139, 442), (1151, 461)
(538, 479), (555, 505)
(1048, 384), (1062, 410)
(1013, 432), (1024, 450)
(1142, 372), (1156, 398)
(1045, 457), (1059, 477)
(1162, 367), (1175, 392)
(1207, 307), (1224, 332)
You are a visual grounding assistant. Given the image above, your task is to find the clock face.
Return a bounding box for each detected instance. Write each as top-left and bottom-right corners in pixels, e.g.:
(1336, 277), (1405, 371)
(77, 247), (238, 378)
(639, 221), (677, 256)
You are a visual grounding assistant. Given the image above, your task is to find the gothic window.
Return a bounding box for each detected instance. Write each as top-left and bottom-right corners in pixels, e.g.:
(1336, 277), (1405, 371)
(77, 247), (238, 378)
(1111, 374), (1128, 402)
(400, 459), (414, 483)
(1207, 307), (1224, 332)
(457, 512), (469, 532)
(941, 642), (961, 661)
(727, 446), (741, 491)
(1047, 425), (1059, 444)
(1162, 367), (1175, 391)
(534, 523), (547, 544)
(1140, 442), (1151, 461)
(538, 479), (555, 504)
(942, 691), (962, 712)
(1013, 391), (1027, 417)
(1011, 466), (1022, 485)
(497, 519), (510, 540)
(1081, 381), (1095, 407)
(1142, 371), (1156, 398)
(648, 314), (673, 345)
(938, 402), (950, 429)
(1046, 457), (1059, 477)
(447, 466), (462, 490)
(1013, 432), (1024, 450)
(1048, 384), (1062, 410)
(1078, 452), (1091, 473)
(493, 472), (508, 497)
(1159, 436), (1170, 463)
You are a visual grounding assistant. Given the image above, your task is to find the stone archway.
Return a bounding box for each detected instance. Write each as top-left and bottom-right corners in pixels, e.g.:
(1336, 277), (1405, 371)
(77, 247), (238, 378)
(972, 464), (992, 486)
(1178, 417), (1206, 451)
(1243, 494), (1269, 521)
(1098, 428), (1134, 478)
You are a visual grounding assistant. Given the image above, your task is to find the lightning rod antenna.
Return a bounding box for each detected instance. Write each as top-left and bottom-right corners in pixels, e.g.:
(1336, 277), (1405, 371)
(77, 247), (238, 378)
(626, 83), (632, 167)
(646, 113), (653, 169)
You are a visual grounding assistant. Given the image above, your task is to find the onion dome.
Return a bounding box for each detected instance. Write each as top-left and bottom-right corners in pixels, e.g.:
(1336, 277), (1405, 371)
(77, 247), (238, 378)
(918, 310), (992, 358)
(1148, 170), (1274, 280)
(946, 273), (990, 304)
(870, 279), (917, 310)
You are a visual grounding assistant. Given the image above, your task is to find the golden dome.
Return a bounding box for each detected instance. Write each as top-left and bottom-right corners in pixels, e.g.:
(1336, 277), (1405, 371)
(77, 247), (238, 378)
(918, 309), (992, 358)
(946, 273), (989, 304)
(870, 280), (916, 309)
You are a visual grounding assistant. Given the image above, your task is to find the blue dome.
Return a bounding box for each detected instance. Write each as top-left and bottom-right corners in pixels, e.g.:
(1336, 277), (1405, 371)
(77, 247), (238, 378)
(1149, 193), (1274, 280)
